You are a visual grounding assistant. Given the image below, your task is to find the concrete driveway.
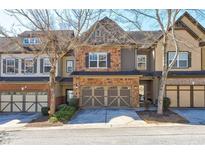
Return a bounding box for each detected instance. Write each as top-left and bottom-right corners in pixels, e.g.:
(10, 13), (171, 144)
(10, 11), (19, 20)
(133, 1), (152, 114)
(0, 113), (40, 129)
(172, 108), (205, 125)
(69, 108), (146, 126)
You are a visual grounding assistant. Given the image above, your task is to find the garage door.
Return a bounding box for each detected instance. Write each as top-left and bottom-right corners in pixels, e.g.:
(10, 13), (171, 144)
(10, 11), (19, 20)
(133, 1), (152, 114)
(166, 85), (205, 107)
(0, 92), (48, 112)
(81, 86), (131, 107)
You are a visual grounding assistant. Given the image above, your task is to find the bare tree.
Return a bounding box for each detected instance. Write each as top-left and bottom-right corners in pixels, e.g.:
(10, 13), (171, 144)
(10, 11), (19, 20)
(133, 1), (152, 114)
(113, 9), (181, 114)
(0, 9), (102, 115)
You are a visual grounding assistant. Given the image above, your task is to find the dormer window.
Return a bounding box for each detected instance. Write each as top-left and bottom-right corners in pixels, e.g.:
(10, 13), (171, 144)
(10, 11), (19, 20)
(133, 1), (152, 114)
(23, 37), (41, 45)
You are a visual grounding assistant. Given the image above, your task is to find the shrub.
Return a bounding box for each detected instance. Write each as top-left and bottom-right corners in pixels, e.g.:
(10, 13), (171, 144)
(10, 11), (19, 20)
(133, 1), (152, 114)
(163, 97), (171, 111)
(50, 106), (77, 123)
(49, 116), (58, 123)
(57, 104), (68, 111)
(41, 107), (49, 116)
(68, 97), (79, 109)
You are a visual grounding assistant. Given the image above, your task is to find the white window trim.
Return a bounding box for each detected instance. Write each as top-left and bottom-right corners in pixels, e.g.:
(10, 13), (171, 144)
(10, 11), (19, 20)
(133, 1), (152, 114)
(24, 58), (34, 74)
(43, 58), (51, 74)
(168, 51), (189, 68)
(6, 58), (16, 74)
(89, 52), (107, 69)
(137, 55), (147, 70)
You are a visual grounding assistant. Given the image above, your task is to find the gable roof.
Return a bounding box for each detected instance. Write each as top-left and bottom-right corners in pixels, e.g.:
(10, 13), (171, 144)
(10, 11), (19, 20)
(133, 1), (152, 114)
(127, 31), (162, 48)
(0, 30), (75, 53)
(80, 16), (137, 45)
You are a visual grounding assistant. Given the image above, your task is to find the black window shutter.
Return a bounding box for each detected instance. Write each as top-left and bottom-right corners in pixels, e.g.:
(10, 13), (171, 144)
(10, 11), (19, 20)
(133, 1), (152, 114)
(166, 52), (169, 68)
(15, 59), (18, 73)
(40, 58), (44, 73)
(188, 52), (192, 67)
(34, 59), (37, 73)
(21, 59), (25, 73)
(3, 59), (6, 73)
(107, 53), (111, 68)
(85, 53), (89, 68)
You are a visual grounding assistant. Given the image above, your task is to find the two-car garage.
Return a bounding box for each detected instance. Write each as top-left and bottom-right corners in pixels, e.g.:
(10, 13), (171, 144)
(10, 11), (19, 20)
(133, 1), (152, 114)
(166, 85), (205, 107)
(81, 86), (131, 107)
(0, 92), (48, 112)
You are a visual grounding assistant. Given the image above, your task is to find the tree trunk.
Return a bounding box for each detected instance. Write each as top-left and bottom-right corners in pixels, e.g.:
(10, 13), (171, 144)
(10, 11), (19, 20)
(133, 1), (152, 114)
(157, 35), (168, 115)
(49, 66), (56, 115)
(157, 71), (168, 114)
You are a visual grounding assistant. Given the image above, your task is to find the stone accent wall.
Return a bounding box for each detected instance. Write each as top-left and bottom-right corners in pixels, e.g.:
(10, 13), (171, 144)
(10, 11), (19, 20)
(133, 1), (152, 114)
(73, 76), (139, 107)
(75, 45), (121, 71)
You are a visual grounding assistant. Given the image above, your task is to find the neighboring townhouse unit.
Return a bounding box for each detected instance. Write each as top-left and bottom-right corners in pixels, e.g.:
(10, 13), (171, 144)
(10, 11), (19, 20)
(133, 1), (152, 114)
(1, 12), (205, 112)
(0, 30), (74, 112)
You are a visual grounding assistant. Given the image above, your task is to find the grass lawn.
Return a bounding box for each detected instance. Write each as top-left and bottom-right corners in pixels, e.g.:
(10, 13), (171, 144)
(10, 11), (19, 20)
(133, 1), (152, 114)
(137, 110), (189, 124)
(25, 116), (63, 127)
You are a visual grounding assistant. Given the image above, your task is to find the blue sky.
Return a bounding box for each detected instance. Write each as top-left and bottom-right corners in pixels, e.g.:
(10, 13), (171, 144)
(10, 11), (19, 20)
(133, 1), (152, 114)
(0, 10), (205, 34)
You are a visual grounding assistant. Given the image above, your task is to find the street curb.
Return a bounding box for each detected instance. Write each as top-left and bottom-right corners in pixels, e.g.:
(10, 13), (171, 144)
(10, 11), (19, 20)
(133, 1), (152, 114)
(1, 122), (198, 132)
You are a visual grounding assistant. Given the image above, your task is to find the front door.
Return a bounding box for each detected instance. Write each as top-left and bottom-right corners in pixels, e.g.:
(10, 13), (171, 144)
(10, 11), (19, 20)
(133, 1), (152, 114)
(66, 89), (74, 104)
(139, 85), (145, 106)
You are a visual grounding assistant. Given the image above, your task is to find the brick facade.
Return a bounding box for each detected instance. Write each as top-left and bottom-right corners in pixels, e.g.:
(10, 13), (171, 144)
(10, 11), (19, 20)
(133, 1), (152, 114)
(0, 83), (49, 91)
(73, 76), (140, 107)
(75, 45), (121, 71)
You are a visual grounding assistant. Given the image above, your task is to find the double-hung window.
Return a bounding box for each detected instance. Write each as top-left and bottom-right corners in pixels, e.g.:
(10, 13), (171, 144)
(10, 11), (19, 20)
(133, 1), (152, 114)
(89, 52), (107, 68)
(23, 38), (41, 45)
(66, 60), (74, 73)
(6, 59), (15, 74)
(137, 55), (147, 70)
(24, 58), (34, 74)
(43, 58), (51, 73)
(168, 51), (189, 68)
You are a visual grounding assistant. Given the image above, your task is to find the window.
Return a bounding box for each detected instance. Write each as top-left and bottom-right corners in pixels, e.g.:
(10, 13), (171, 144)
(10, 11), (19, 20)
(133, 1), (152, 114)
(66, 60), (74, 73)
(137, 55), (147, 70)
(23, 38), (41, 45)
(43, 58), (51, 73)
(89, 52), (107, 68)
(168, 51), (189, 68)
(24, 58), (34, 74)
(6, 59), (15, 74)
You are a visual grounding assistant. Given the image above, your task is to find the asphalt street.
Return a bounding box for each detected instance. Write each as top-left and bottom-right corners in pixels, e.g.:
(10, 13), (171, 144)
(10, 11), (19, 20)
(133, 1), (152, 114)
(2, 125), (205, 144)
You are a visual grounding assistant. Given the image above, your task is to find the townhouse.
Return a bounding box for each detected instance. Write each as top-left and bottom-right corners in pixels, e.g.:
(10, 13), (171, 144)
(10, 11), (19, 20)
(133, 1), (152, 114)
(1, 12), (205, 112)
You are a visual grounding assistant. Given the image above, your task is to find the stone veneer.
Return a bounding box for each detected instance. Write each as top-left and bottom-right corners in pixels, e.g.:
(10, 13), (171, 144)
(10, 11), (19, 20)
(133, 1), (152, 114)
(73, 76), (140, 107)
(75, 45), (121, 71)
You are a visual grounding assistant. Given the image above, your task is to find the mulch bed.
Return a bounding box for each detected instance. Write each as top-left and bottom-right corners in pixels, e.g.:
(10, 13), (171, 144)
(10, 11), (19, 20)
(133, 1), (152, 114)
(25, 116), (63, 127)
(137, 110), (189, 124)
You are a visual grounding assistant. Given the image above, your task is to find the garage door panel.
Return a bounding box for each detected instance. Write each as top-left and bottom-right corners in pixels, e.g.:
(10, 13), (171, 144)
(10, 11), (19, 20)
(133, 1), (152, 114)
(1, 95), (11, 101)
(194, 91), (204, 107)
(37, 103), (47, 112)
(179, 91), (190, 107)
(25, 103), (36, 112)
(166, 91), (178, 107)
(13, 95), (23, 101)
(13, 102), (23, 112)
(26, 95), (36, 102)
(0, 102), (11, 112)
(82, 87), (92, 106)
(108, 97), (118, 106)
